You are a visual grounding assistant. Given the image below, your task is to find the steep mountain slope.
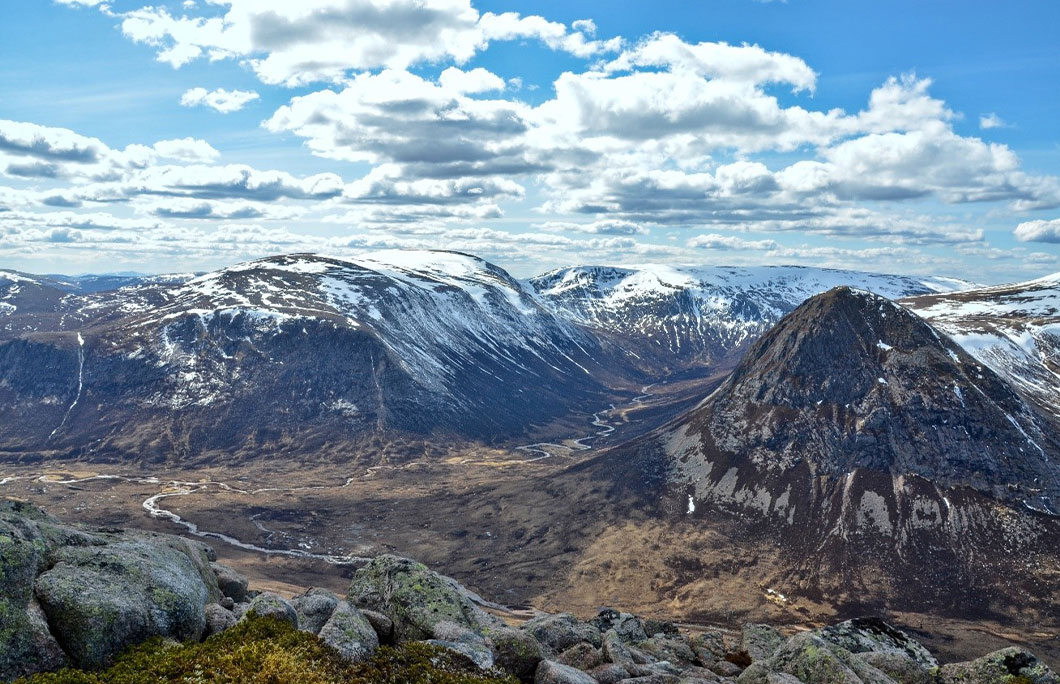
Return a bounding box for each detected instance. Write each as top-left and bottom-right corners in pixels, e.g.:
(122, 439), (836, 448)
(598, 287), (1060, 614)
(0, 252), (621, 458)
(530, 265), (970, 375)
(907, 273), (1060, 419)
(0, 271), (72, 319)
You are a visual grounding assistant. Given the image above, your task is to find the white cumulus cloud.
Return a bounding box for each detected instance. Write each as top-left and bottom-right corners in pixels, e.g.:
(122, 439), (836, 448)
(180, 87), (260, 113)
(1015, 218), (1060, 244)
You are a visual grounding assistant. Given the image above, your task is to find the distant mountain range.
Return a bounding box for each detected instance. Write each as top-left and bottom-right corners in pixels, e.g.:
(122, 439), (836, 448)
(530, 264), (971, 376)
(0, 250), (1057, 465)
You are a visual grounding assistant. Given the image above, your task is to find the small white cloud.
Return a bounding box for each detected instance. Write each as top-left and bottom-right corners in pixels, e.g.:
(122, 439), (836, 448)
(438, 67), (506, 94)
(180, 87), (259, 113)
(572, 19), (597, 36)
(688, 234), (779, 250)
(979, 112), (1009, 130)
(1014, 218), (1060, 244)
(537, 220), (646, 235)
(153, 137), (220, 162)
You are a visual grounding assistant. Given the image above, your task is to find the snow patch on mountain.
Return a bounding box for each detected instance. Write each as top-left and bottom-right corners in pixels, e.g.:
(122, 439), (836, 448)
(98, 251), (603, 406)
(531, 264), (973, 365)
(908, 273), (1060, 417)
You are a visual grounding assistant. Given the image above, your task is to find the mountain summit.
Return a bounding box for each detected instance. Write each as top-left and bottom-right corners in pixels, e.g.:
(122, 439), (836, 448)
(643, 287), (1060, 513)
(598, 287), (1060, 614)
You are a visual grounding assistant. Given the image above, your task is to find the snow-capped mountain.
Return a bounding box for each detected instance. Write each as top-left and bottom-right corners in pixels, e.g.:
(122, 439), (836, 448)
(906, 273), (1060, 419)
(530, 264), (971, 374)
(598, 287), (1060, 614)
(0, 252), (620, 457)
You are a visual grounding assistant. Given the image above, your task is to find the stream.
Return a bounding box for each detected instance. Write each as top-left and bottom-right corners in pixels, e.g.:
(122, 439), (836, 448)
(0, 384), (659, 568)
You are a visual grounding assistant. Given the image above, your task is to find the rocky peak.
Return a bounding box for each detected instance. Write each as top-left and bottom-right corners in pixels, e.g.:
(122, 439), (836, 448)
(685, 286), (1060, 508)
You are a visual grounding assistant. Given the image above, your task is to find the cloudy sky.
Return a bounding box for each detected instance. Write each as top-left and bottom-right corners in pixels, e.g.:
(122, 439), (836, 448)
(2, 0), (1059, 281)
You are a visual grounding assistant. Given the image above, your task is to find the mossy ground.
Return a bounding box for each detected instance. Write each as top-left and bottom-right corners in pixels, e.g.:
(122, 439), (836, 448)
(16, 615), (518, 684)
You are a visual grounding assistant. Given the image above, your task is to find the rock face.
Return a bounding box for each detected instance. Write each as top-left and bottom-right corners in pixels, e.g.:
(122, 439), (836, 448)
(0, 499), (220, 678)
(605, 287), (1060, 616)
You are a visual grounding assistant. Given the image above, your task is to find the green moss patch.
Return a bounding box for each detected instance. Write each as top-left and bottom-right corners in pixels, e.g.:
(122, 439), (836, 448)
(16, 615), (517, 684)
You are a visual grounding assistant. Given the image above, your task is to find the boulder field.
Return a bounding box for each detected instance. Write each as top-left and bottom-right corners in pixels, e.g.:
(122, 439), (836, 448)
(0, 499), (1056, 684)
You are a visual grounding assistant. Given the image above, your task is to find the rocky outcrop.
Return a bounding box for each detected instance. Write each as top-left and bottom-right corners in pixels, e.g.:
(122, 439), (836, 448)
(317, 600), (379, 664)
(815, 617), (936, 670)
(0, 499), (220, 678)
(347, 554), (503, 642)
(937, 647), (1059, 684)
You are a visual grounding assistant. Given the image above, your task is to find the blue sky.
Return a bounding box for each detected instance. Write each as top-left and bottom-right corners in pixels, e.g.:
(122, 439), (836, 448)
(0, 0), (1058, 281)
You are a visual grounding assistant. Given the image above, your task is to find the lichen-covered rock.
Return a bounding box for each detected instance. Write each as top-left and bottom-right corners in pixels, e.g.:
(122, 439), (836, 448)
(851, 651), (932, 684)
(534, 659), (597, 684)
(425, 621), (496, 671)
(243, 592), (297, 628)
(291, 587), (341, 635)
(602, 629), (651, 677)
(591, 662), (632, 684)
(211, 562), (249, 603)
(711, 659), (745, 677)
(764, 673), (805, 684)
(423, 620), (495, 670)
(688, 630), (730, 665)
(638, 634), (699, 669)
(592, 608), (648, 643)
(620, 674), (681, 683)
(742, 624), (784, 662)
(677, 665), (722, 682)
(317, 600), (379, 664)
(521, 612), (602, 653)
(204, 602), (237, 637)
(555, 641), (604, 670)
(0, 501), (69, 680)
(488, 624), (547, 680)
(644, 618), (681, 637)
(33, 536), (214, 669)
(815, 618), (936, 670)
(347, 554), (501, 642)
(937, 647), (1060, 684)
(231, 601), (250, 620)
(361, 608), (394, 643)
(737, 632), (896, 684)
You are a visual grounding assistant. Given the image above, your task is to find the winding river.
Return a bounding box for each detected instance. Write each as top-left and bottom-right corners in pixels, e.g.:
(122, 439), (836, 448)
(0, 384), (658, 568)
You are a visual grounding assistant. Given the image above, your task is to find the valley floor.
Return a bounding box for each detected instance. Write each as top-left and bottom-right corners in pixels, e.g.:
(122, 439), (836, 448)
(2, 451), (1057, 670)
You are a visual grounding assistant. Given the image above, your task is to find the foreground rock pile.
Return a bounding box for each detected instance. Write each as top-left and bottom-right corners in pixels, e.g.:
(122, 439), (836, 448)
(1, 500), (1057, 684)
